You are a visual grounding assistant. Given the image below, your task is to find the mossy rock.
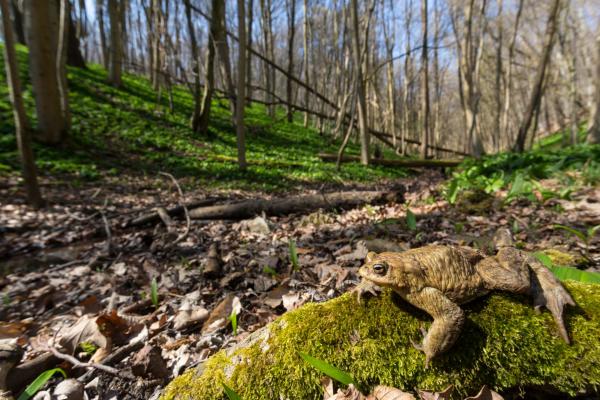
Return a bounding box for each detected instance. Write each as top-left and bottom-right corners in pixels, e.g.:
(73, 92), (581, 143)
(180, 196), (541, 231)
(163, 282), (600, 399)
(544, 248), (586, 267)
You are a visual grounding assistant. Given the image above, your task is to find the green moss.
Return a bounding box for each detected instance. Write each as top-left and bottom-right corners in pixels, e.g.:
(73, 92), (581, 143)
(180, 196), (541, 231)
(163, 282), (600, 400)
(543, 248), (585, 267)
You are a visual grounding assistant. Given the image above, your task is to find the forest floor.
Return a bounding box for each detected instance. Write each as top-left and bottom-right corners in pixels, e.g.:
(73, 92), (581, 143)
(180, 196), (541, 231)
(1, 47), (600, 399)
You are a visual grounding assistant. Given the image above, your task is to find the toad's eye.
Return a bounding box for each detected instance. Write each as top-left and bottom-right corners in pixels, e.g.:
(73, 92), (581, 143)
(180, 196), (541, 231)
(372, 263), (386, 275)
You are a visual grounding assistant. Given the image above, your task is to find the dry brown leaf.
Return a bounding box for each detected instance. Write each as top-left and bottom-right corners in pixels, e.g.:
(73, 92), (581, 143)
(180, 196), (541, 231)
(371, 385), (416, 400)
(58, 315), (109, 355)
(0, 322), (29, 339)
(173, 301), (209, 331)
(464, 386), (504, 400)
(325, 384), (365, 400)
(417, 385), (453, 400)
(202, 294), (240, 334)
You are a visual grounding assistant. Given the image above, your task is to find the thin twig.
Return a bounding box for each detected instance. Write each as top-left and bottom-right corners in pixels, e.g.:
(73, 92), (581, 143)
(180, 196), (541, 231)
(159, 172), (191, 245)
(44, 346), (121, 376)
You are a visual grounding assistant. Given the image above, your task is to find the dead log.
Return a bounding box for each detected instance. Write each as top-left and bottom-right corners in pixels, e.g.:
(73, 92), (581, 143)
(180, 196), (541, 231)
(318, 153), (462, 168)
(188, 189), (404, 220)
(124, 198), (219, 227)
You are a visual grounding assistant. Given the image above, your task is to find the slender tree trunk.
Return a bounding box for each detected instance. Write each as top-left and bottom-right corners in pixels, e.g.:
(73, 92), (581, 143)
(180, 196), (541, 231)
(302, 0), (310, 127)
(10, 0), (25, 44)
(501, 0), (523, 150)
(25, 0), (67, 144)
(183, 0), (201, 131)
(107, 0), (122, 86)
(286, 0), (297, 123)
(236, 0), (247, 169)
(514, 0), (562, 152)
(57, 0), (70, 130)
(97, 0), (108, 69)
(350, 0), (369, 165)
(259, 0), (275, 118)
(587, 33), (600, 144)
(419, 0), (429, 159)
(214, 0), (236, 116)
(494, 0), (503, 153)
(1, 0), (43, 207)
(67, 8), (86, 68)
(246, 0), (254, 105)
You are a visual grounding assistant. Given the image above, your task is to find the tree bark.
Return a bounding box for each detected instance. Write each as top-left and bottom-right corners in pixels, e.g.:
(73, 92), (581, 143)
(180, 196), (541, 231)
(107, 0), (123, 87)
(514, 0), (562, 152)
(57, 0), (70, 131)
(24, 0), (67, 144)
(302, 0), (310, 127)
(1, 0), (43, 208)
(66, 8), (86, 68)
(501, 0), (523, 150)
(588, 34), (600, 144)
(183, 0), (201, 131)
(188, 189), (404, 220)
(419, 0), (429, 159)
(246, 0), (254, 105)
(285, 0), (297, 123)
(350, 0), (369, 165)
(9, 0), (25, 44)
(97, 0), (108, 69)
(236, 0), (247, 169)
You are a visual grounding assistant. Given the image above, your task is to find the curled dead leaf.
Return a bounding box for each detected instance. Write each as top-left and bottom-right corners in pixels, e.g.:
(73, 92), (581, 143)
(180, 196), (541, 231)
(417, 385), (453, 400)
(371, 385), (416, 400)
(464, 386), (504, 400)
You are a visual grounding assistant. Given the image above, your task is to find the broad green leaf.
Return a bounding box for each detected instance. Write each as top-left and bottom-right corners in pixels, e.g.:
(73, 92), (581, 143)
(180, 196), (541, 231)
(298, 352), (354, 386)
(550, 266), (600, 284)
(532, 252), (553, 268)
(406, 208), (417, 231)
(222, 383), (242, 400)
(446, 179), (459, 204)
(229, 310), (238, 336)
(554, 224), (587, 243)
(17, 368), (67, 400)
(506, 173), (525, 199)
(289, 239), (299, 271)
(151, 277), (159, 307)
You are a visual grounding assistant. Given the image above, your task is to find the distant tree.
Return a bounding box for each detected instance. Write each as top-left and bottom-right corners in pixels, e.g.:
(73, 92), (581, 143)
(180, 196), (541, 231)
(107, 0), (123, 86)
(97, 0), (108, 69)
(67, 6), (86, 68)
(285, 0), (297, 123)
(236, 0), (247, 169)
(24, 0), (68, 144)
(419, 0), (429, 159)
(514, 0), (562, 152)
(350, 0), (369, 165)
(1, 0), (43, 207)
(183, 0), (201, 131)
(588, 34), (600, 144)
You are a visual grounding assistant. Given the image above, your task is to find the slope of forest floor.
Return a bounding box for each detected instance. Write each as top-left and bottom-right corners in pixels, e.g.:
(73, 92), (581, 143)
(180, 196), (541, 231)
(0, 45), (409, 193)
(1, 46), (600, 400)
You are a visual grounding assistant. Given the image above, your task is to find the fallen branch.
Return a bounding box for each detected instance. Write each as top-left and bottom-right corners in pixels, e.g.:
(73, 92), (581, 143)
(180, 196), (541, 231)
(45, 346), (121, 376)
(124, 198), (219, 228)
(159, 172), (191, 246)
(188, 189), (404, 220)
(318, 153), (462, 168)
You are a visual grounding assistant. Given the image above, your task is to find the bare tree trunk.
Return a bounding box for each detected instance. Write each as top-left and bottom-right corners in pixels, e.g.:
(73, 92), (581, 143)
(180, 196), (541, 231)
(215, 0), (236, 116)
(382, 0), (396, 147)
(97, 0), (108, 69)
(198, 0), (223, 134)
(9, 0), (25, 44)
(67, 8), (86, 68)
(514, 0), (562, 152)
(236, 0), (247, 169)
(260, 0), (275, 118)
(568, 21), (578, 145)
(285, 0), (297, 123)
(1, 0), (43, 207)
(183, 0), (201, 131)
(350, 0), (369, 165)
(493, 0), (503, 153)
(588, 34), (600, 144)
(57, 0), (70, 130)
(246, 0), (254, 105)
(501, 0), (523, 150)
(302, 0), (310, 127)
(419, 0), (429, 159)
(107, 0), (122, 86)
(25, 0), (67, 144)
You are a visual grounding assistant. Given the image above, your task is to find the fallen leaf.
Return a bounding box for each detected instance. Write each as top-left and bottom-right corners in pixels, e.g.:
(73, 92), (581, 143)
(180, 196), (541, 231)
(371, 385), (416, 400)
(53, 378), (84, 400)
(325, 384), (365, 400)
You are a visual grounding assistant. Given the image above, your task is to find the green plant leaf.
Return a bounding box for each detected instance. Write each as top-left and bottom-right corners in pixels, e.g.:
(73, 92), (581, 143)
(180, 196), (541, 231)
(222, 383), (242, 400)
(446, 179), (459, 204)
(587, 225), (600, 239)
(17, 368), (67, 400)
(151, 277), (159, 308)
(298, 352), (354, 386)
(406, 208), (417, 231)
(554, 224), (587, 243)
(550, 266), (600, 284)
(532, 252), (554, 268)
(229, 309), (238, 336)
(289, 239), (299, 271)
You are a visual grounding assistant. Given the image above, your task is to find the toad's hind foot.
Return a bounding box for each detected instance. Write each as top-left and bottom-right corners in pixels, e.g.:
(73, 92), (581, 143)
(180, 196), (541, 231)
(528, 257), (575, 343)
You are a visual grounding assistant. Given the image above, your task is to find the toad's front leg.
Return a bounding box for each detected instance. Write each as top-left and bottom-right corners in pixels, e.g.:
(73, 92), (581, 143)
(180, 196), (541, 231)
(405, 287), (465, 367)
(354, 279), (383, 303)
